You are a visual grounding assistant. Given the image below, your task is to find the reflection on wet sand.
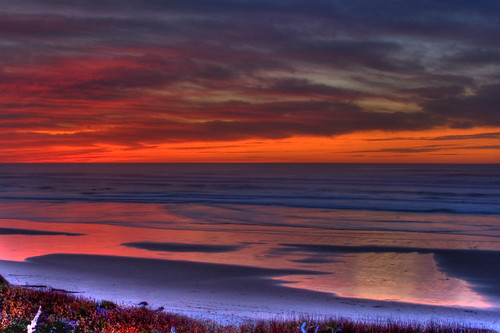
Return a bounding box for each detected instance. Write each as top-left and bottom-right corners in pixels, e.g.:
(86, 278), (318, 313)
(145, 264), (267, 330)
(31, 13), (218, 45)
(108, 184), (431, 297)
(0, 203), (497, 309)
(276, 251), (491, 308)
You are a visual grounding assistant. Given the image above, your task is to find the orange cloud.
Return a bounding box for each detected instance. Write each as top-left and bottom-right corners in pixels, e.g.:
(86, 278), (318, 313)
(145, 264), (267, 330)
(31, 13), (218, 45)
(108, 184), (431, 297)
(2, 1), (500, 162)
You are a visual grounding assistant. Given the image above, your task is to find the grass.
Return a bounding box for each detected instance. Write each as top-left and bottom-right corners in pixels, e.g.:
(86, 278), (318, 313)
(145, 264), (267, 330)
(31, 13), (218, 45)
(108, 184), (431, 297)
(0, 275), (495, 333)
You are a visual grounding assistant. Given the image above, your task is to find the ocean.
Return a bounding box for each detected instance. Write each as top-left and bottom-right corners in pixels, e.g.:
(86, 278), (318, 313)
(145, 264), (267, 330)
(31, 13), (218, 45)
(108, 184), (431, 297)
(1, 163), (499, 310)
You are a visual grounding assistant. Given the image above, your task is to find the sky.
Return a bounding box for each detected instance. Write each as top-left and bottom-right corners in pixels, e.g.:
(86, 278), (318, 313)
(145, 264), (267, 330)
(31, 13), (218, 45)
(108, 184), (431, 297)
(1, 0), (500, 163)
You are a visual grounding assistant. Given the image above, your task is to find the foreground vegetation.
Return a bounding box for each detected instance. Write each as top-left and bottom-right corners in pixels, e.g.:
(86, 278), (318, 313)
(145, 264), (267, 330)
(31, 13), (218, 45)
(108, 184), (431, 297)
(0, 275), (495, 333)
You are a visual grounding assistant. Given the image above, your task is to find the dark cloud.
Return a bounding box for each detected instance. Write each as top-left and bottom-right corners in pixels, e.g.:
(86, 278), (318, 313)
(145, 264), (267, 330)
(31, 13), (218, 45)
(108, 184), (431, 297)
(446, 49), (500, 67)
(364, 131), (500, 142)
(357, 144), (500, 154)
(422, 84), (500, 128)
(369, 146), (451, 154)
(1, 0), (500, 156)
(0, 14), (120, 38)
(284, 39), (420, 72)
(399, 86), (466, 100)
(431, 132), (500, 141)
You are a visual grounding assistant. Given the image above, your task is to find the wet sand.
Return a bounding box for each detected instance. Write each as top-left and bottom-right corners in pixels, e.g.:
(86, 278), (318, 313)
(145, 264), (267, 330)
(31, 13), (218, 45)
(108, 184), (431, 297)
(0, 227), (83, 236)
(277, 243), (500, 304)
(1, 254), (499, 331)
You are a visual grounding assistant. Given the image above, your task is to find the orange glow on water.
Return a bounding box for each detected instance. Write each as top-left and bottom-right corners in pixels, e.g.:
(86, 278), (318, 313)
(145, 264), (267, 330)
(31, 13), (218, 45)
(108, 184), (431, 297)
(277, 252), (493, 309)
(0, 201), (497, 309)
(0, 217), (492, 309)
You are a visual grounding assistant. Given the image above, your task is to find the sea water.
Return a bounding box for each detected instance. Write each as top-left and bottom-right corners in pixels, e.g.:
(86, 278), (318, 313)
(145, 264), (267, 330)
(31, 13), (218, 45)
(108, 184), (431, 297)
(0, 163), (499, 308)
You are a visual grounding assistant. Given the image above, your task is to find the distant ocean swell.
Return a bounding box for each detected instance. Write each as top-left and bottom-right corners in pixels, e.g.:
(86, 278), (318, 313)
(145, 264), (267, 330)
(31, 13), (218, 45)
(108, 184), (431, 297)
(0, 164), (499, 215)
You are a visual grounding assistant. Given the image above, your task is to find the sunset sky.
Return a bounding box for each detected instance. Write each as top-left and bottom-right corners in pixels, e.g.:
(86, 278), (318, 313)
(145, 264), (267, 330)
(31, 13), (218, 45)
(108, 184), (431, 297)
(1, 0), (500, 162)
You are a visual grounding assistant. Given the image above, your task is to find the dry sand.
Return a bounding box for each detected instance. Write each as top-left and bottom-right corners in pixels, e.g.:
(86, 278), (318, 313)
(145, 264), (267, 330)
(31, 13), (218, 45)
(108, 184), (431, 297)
(0, 254), (499, 331)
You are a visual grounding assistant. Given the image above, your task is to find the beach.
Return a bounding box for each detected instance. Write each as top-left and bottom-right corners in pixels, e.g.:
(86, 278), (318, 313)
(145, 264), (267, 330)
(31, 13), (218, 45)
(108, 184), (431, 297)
(3, 0), (500, 329)
(0, 164), (499, 330)
(1, 253), (500, 331)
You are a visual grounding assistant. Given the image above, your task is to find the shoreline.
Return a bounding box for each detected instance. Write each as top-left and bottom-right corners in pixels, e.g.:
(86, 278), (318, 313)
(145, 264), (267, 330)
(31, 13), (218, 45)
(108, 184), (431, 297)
(1, 254), (499, 331)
